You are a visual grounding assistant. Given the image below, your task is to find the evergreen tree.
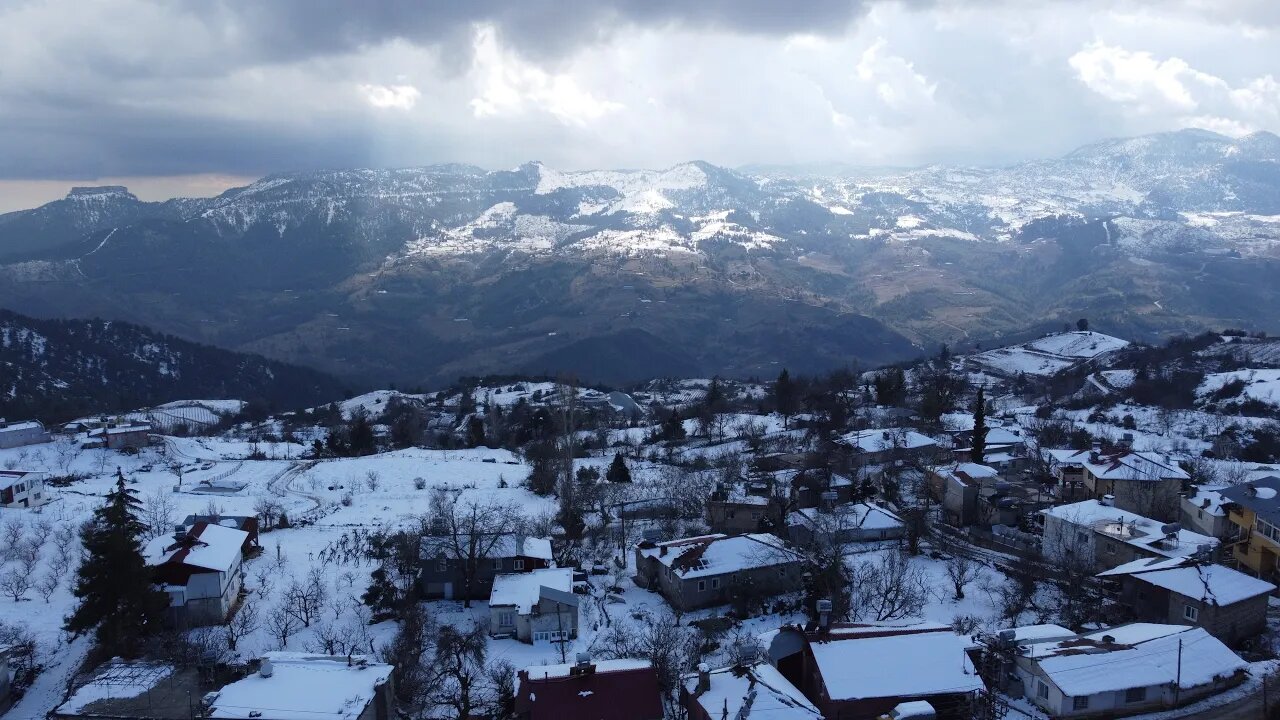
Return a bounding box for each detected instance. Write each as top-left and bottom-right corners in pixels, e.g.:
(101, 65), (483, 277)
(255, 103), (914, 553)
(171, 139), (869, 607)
(466, 415), (487, 448)
(65, 473), (168, 657)
(970, 385), (988, 465)
(606, 452), (632, 483)
(773, 369), (800, 429)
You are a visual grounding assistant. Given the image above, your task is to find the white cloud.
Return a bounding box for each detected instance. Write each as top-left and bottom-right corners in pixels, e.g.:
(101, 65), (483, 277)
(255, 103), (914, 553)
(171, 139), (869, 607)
(468, 26), (623, 126)
(854, 37), (936, 113)
(1069, 40), (1279, 135)
(359, 83), (421, 110)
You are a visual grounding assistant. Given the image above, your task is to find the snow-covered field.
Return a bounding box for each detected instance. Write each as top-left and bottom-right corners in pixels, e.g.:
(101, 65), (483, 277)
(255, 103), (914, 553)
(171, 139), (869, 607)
(968, 331), (1128, 377)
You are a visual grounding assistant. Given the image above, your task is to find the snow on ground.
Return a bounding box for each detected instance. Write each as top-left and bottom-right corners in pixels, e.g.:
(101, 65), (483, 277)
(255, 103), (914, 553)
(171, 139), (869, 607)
(1199, 369), (1280, 406)
(967, 331), (1128, 377)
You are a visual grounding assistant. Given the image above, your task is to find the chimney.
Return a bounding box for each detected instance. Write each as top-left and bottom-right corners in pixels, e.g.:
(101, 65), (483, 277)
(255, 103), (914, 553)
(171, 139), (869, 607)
(1099, 494), (1114, 507)
(659, 545), (668, 556)
(695, 663), (711, 695)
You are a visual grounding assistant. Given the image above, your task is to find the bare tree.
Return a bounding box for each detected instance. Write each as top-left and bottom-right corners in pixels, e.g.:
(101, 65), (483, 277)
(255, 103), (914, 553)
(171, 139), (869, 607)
(425, 623), (490, 720)
(849, 552), (929, 622)
(424, 499), (519, 608)
(1, 520), (27, 559)
(266, 605), (300, 649)
(253, 496), (284, 531)
(364, 470), (381, 492)
(283, 568), (328, 627)
(944, 553), (982, 600)
(225, 600), (260, 651)
(35, 572), (59, 603)
(142, 486), (178, 541)
(0, 568), (32, 601)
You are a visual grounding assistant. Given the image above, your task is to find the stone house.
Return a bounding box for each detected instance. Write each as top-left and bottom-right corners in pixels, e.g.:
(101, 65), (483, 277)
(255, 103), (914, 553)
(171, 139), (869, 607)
(633, 533), (804, 612)
(1180, 486), (1232, 540)
(1040, 499), (1218, 572)
(1099, 558), (1274, 646)
(1044, 446), (1188, 521)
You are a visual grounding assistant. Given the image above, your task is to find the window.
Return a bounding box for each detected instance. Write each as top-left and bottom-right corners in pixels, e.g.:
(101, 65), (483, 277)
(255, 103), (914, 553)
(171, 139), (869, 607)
(751, 512), (761, 521)
(727, 510), (736, 519)
(1125, 688), (1146, 703)
(497, 610), (515, 628)
(1036, 680), (1049, 700)
(1257, 518), (1280, 544)
(697, 580), (706, 592)
(1184, 604), (1199, 621)
(711, 578), (720, 590)
(493, 558), (503, 570)
(1076, 531), (1089, 544)
(514, 559), (525, 571)
(1073, 696), (1089, 711)
(436, 559), (447, 572)
(533, 630), (568, 643)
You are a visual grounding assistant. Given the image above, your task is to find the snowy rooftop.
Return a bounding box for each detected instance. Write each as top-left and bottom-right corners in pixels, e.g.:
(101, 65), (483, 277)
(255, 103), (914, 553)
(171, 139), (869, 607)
(0, 420), (43, 433)
(1005, 624), (1074, 643)
(207, 654), (393, 720)
(787, 503), (904, 532)
(489, 567), (576, 614)
(1185, 485), (1228, 517)
(682, 663), (821, 720)
(1219, 476), (1280, 524)
(1025, 331), (1129, 358)
(1043, 500), (1218, 560)
(1043, 448), (1189, 481)
(421, 533), (554, 562)
(1024, 625), (1246, 696)
(934, 462), (999, 486)
(838, 428), (936, 454)
(145, 522), (248, 573)
(639, 533), (800, 579)
(806, 627), (983, 701)
(1103, 560), (1274, 605)
(0, 469), (41, 490)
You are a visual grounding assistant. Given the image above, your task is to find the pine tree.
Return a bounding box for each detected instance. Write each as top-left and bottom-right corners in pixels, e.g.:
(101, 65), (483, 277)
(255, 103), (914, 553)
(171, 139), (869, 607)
(773, 369), (800, 429)
(970, 385), (988, 465)
(65, 473), (168, 657)
(606, 453), (632, 483)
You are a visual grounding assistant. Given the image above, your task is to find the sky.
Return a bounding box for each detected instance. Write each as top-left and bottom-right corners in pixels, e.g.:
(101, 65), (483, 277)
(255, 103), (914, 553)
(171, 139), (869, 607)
(1, 0), (1277, 212)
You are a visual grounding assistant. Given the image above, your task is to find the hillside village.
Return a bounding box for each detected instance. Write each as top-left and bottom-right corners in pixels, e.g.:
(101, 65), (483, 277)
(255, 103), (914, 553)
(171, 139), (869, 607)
(1, 328), (1279, 720)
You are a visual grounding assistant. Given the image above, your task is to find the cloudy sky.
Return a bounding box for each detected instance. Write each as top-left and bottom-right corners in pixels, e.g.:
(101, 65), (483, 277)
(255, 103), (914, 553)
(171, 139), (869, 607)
(1, 0), (1277, 211)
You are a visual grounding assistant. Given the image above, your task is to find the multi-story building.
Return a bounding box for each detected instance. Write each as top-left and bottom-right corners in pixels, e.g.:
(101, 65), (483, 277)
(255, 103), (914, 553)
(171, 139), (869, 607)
(1219, 476), (1280, 583)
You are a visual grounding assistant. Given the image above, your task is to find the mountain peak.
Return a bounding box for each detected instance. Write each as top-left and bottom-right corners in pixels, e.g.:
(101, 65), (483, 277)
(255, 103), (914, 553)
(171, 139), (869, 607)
(66, 185), (136, 201)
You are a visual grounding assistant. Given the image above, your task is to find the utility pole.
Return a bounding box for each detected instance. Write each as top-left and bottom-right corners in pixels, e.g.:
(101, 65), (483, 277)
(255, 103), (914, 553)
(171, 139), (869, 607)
(1174, 637), (1183, 708)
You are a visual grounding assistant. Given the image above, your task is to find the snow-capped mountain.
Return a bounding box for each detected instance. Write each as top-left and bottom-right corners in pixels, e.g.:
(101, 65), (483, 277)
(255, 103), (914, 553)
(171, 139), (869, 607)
(0, 128), (1275, 387)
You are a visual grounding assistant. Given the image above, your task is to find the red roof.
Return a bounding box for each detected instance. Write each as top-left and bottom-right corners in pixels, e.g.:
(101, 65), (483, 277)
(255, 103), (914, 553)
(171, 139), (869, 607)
(515, 663), (664, 720)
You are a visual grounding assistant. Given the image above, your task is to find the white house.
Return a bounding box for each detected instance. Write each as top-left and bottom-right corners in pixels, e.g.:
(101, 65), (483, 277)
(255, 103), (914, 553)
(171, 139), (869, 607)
(488, 567), (578, 644)
(0, 420), (50, 449)
(1013, 623), (1247, 717)
(0, 470), (46, 508)
(146, 521), (249, 626)
(1041, 499), (1217, 571)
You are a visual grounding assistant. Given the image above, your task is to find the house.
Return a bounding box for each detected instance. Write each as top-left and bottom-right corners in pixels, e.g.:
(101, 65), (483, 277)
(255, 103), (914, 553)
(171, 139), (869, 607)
(1043, 446), (1189, 521)
(682, 662), (821, 720)
(206, 653), (394, 720)
(146, 521), (249, 626)
(1012, 623), (1247, 718)
(177, 514), (260, 549)
(928, 463), (998, 526)
(516, 657), (664, 720)
(706, 482), (773, 533)
(789, 470), (859, 509)
(1218, 476), (1280, 583)
(837, 428), (939, 467)
(488, 567), (578, 644)
(0, 419), (50, 449)
(786, 502), (904, 545)
(0, 470), (46, 508)
(1041, 499), (1217, 571)
(419, 533), (553, 600)
(1180, 486), (1231, 540)
(1098, 557), (1274, 645)
(767, 622), (983, 720)
(950, 426), (1027, 471)
(634, 533), (804, 612)
(82, 423), (152, 452)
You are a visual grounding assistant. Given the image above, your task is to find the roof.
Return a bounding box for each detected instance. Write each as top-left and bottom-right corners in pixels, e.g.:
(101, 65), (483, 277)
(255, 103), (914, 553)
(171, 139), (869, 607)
(1005, 624), (1074, 643)
(804, 625), (983, 701)
(1219, 476), (1280, 525)
(207, 653), (392, 720)
(517, 659), (664, 720)
(638, 533), (801, 579)
(420, 532), (554, 561)
(893, 700), (939, 718)
(1043, 448), (1189, 481)
(1024, 625), (1246, 697)
(934, 463), (999, 486)
(1042, 500), (1218, 560)
(0, 420), (44, 433)
(101, 424), (152, 434)
(146, 522), (248, 572)
(0, 470), (41, 491)
(787, 503), (904, 532)
(490, 568), (576, 614)
(1184, 485), (1228, 517)
(683, 663), (821, 720)
(838, 428), (937, 454)
(1104, 560), (1274, 606)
